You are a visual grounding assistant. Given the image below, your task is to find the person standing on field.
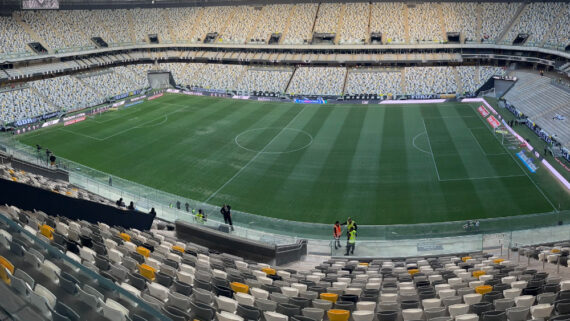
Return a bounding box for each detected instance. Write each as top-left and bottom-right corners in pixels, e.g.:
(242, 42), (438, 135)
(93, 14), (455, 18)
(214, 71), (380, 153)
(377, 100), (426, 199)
(333, 221), (342, 250)
(220, 204), (234, 231)
(345, 226), (357, 256)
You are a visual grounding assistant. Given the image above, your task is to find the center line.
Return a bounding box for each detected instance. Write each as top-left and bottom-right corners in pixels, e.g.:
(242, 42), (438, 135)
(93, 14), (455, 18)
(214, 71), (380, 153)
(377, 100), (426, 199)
(203, 105), (308, 205)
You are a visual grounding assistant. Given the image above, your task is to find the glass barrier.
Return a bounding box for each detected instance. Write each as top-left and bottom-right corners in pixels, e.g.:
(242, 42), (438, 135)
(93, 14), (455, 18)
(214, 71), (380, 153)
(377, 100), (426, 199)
(2, 135), (570, 255)
(0, 210), (171, 321)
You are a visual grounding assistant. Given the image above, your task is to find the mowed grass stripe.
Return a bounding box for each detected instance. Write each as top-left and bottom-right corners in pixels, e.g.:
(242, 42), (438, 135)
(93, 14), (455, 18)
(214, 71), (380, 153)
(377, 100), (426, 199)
(341, 107), (385, 217)
(269, 106), (352, 220)
(404, 106), (450, 222)
(308, 106), (368, 220)
(210, 106), (333, 222)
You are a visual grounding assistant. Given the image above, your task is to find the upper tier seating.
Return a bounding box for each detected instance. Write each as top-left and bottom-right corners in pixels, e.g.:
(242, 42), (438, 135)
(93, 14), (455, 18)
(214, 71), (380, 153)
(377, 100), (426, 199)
(408, 3), (444, 43)
(369, 3), (405, 44)
(282, 4), (317, 45)
(0, 16), (35, 55)
(504, 2), (564, 46)
(339, 3), (369, 45)
(0, 2), (567, 54)
(480, 3), (521, 43)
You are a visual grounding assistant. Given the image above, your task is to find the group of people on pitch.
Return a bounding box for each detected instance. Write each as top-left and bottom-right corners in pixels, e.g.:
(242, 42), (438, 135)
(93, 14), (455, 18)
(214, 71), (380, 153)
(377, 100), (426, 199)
(333, 217), (358, 256)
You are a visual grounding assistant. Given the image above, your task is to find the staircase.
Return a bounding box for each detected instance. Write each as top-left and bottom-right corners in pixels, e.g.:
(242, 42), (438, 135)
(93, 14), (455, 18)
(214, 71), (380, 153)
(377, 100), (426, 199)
(188, 8), (205, 42)
(280, 5), (297, 44)
(126, 10), (137, 43)
(77, 76), (105, 99)
(162, 9), (177, 42)
(403, 4), (410, 44)
(341, 68), (350, 94)
(311, 3), (321, 35)
(13, 12), (52, 53)
(437, 3), (446, 42)
(497, 2), (527, 44)
(454, 67), (463, 94)
(29, 86), (55, 110)
(400, 68), (407, 94)
(219, 8), (238, 39)
(245, 7), (265, 43)
(539, 4), (567, 47)
(284, 68), (297, 94)
(334, 4), (346, 45)
(367, 3), (372, 44)
(475, 3), (483, 43)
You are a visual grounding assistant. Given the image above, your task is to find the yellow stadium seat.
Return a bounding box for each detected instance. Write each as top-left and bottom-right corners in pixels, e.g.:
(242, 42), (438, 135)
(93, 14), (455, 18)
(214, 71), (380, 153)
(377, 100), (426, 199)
(551, 249), (561, 253)
(408, 269), (419, 275)
(327, 309), (350, 321)
(11, 177), (17, 182)
(40, 224), (54, 240)
(262, 267), (276, 275)
(493, 258), (504, 264)
(139, 264), (156, 281)
(0, 256), (14, 275)
(172, 245), (185, 253)
(472, 270), (486, 279)
(475, 285), (493, 295)
(119, 233), (131, 242)
(358, 262), (369, 266)
(0, 266), (10, 285)
(320, 293), (339, 303)
(136, 246), (150, 258)
(461, 256), (472, 262)
(231, 282), (249, 294)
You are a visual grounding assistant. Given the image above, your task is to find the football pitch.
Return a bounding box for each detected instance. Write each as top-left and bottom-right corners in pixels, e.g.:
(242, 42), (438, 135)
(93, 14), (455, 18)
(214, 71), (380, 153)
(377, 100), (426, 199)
(17, 94), (568, 225)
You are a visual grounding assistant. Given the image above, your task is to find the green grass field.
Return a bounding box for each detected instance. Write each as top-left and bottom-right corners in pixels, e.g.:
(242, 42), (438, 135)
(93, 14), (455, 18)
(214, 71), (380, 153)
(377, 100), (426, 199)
(17, 94), (569, 225)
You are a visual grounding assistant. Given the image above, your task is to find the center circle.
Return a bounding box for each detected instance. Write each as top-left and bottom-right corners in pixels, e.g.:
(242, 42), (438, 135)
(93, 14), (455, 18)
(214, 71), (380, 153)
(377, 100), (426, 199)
(235, 127), (313, 154)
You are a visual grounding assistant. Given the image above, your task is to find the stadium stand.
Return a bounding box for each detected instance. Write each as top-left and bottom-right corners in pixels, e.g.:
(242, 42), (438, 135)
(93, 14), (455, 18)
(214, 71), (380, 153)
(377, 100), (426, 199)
(369, 3), (406, 44)
(282, 4), (318, 45)
(543, 3), (570, 49)
(440, 3), (477, 42)
(479, 3), (521, 43)
(457, 66), (504, 94)
(0, 15), (35, 55)
(131, 8), (172, 43)
(191, 6), (235, 43)
(503, 2), (564, 46)
(20, 10), (92, 51)
(0, 191), (569, 321)
(286, 67), (346, 96)
(313, 3), (342, 37)
(0, 87), (54, 124)
(248, 4), (292, 44)
(345, 69), (402, 96)
(339, 3), (369, 45)
(191, 64), (246, 90)
(407, 3), (444, 43)
(504, 71), (570, 146)
(80, 68), (141, 99)
(166, 7), (201, 43)
(219, 6), (258, 44)
(235, 68), (294, 93)
(404, 67), (457, 95)
(30, 76), (103, 111)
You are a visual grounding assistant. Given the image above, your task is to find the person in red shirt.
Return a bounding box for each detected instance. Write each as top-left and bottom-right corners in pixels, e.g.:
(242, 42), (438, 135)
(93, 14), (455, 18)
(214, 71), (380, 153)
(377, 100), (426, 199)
(333, 221), (342, 250)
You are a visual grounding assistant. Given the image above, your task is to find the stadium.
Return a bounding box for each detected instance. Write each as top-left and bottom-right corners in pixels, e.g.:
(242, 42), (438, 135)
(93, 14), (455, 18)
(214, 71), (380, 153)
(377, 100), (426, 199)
(0, 0), (569, 320)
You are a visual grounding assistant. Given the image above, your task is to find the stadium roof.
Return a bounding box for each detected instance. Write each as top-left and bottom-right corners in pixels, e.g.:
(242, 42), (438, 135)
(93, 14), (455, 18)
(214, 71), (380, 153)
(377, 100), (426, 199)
(0, 0), (553, 12)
